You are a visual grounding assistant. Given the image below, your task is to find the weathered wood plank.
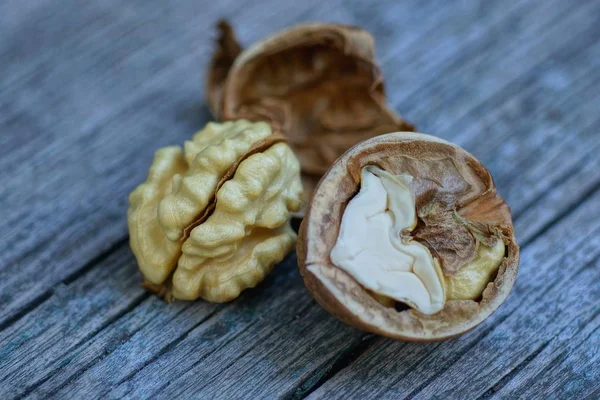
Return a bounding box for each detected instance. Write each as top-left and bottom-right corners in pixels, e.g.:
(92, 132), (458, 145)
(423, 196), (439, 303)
(0, 0), (567, 330)
(40, 62), (600, 400)
(386, 0), (600, 130)
(110, 292), (359, 399)
(0, 0), (460, 329)
(1, 0), (599, 398)
(30, 256), (303, 399)
(145, 176), (600, 399)
(0, 247), (148, 398)
(0, 0), (490, 335)
(8, 171), (597, 399)
(490, 312), (600, 399)
(0, 0), (570, 329)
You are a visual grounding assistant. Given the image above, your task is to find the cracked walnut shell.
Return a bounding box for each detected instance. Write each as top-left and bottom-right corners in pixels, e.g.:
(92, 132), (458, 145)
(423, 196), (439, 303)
(128, 120), (303, 302)
(206, 21), (414, 200)
(297, 132), (519, 341)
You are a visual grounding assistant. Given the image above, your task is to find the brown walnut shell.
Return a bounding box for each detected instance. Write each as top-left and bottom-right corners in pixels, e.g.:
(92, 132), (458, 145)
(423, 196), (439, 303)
(297, 132), (520, 341)
(206, 21), (414, 203)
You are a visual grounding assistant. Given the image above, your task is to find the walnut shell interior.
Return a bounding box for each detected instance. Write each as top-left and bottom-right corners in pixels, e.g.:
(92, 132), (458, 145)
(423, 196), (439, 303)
(297, 132), (519, 341)
(206, 21), (414, 204)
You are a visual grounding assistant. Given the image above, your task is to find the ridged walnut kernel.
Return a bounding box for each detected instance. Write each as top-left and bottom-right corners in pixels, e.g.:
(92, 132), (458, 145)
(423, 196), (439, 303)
(128, 120), (303, 302)
(206, 21), (414, 203)
(297, 132), (519, 341)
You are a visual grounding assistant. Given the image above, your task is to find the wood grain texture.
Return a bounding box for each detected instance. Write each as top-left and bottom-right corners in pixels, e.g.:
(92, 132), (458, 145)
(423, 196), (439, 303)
(1, 0), (599, 399)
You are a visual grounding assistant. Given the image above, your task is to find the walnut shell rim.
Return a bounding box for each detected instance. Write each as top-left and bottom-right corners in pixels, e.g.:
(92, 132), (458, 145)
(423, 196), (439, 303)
(297, 132), (520, 341)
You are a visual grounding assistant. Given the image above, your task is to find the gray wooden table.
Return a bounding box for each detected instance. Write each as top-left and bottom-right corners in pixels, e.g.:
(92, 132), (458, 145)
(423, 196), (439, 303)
(2, 0), (600, 398)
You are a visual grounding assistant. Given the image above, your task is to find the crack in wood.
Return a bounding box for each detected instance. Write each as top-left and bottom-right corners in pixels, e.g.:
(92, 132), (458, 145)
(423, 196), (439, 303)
(0, 292), (52, 333)
(62, 237), (131, 285)
(584, 385), (600, 399)
(286, 334), (382, 400)
(476, 340), (553, 400)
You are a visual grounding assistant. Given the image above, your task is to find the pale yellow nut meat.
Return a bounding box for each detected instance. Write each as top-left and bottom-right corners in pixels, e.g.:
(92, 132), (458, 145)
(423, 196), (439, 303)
(183, 120), (268, 165)
(176, 143), (303, 301)
(127, 120), (303, 302)
(173, 225), (296, 302)
(159, 120), (272, 241)
(128, 147), (187, 284)
(445, 239), (505, 301)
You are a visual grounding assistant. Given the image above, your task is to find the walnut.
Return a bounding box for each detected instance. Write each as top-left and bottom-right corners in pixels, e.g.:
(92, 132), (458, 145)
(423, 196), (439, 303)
(297, 132), (519, 341)
(128, 120), (303, 302)
(206, 21), (414, 203)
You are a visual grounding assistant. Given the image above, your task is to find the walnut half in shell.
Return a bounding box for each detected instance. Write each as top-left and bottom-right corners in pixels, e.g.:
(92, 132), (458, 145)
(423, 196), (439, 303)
(128, 120), (303, 302)
(206, 21), (414, 201)
(297, 132), (519, 341)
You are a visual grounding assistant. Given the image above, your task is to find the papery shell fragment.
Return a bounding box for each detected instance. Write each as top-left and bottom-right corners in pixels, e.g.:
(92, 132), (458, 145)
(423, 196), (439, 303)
(206, 21), (414, 201)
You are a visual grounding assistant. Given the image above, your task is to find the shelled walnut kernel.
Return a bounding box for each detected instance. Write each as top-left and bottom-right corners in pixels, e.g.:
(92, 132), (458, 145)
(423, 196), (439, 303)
(128, 120), (303, 302)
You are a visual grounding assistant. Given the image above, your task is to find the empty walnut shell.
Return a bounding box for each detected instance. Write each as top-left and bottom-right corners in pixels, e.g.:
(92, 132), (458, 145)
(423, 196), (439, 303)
(128, 120), (303, 302)
(206, 21), (414, 202)
(297, 132), (519, 341)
